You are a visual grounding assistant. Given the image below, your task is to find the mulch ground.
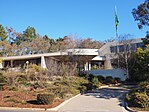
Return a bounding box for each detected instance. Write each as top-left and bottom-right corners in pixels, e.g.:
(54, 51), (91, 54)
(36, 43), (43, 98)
(0, 90), (64, 108)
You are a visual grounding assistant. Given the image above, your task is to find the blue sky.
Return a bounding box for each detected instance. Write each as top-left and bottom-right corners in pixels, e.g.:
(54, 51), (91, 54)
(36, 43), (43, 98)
(0, 0), (147, 41)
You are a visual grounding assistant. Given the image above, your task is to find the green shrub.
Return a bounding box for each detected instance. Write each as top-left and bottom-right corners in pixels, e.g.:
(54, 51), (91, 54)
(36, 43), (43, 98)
(114, 77), (121, 83)
(82, 83), (94, 90)
(87, 74), (95, 82)
(0, 74), (6, 84)
(105, 76), (114, 84)
(0, 73), (6, 90)
(97, 75), (105, 83)
(126, 91), (149, 108)
(134, 92), (149, 108)
(47, 85), (69, 99)
(78, 73), (86, 77)
(138, 81), (149, 95)
(37, 93), (55, 105)
(17, 74), (27, 84)
(92, 77), (99, 88)
(78, 86), (87, 94)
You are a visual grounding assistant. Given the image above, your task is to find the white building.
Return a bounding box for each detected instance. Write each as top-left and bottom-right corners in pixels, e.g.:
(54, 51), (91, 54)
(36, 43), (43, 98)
(0, 38), (145, 80)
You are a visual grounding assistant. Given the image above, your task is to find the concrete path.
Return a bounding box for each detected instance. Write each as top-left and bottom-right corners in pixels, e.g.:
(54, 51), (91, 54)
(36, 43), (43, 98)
(58, 87), (129, 112)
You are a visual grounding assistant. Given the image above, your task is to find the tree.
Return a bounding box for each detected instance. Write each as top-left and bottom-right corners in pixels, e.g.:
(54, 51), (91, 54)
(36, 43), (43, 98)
(22, 26), (37, 42)
(129, 46), (149, 82)
(43, 35), (56, 52)
(0, 41), (15, 56)
(79, 38), (103, 49)
(29, 36), (52, 54)
(142, 32), (149, 45)
(110, 34), (134, 79)
(6, 27), (22, 44)
(132, 0), (149, 29)
(0, 24), (7, 41)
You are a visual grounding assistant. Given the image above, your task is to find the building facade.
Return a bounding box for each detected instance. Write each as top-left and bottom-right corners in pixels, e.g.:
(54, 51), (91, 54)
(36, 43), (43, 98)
(0, 38), (145, 71)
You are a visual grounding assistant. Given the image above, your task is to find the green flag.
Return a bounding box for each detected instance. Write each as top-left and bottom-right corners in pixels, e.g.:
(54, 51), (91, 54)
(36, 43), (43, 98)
(115, 6), (119, 31)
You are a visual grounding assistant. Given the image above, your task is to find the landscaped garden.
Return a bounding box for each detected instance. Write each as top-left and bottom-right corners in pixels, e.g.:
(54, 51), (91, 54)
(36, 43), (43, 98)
(0, 63), (124, 109)
(0, 64), (89, 108)
(125, 81), (149, 111)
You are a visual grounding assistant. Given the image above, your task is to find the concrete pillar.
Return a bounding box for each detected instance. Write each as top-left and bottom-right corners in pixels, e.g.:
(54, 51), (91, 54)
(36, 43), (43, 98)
(10, 60), (13, 68)
(0, 60), (3, 69)
(89, 62), (91, 70)
(84, 62), (88, 71)
(41, 56), (47, 69)
(104, 59), (112, 69)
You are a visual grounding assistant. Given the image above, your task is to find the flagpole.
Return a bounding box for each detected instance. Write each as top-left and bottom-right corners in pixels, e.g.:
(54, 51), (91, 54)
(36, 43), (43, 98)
(115, 6), (119, 68)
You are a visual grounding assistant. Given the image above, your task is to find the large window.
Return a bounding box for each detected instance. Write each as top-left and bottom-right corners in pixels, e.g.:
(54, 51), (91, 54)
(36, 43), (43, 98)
(110, 46), (117, 53)
(131, 44), (136, 51)
(118, 45), (124, 52)
(136, 42), (146, 49)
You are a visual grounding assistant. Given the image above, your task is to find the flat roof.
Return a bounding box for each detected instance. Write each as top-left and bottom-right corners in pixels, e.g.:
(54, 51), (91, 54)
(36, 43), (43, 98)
(1, 49), (99, 61)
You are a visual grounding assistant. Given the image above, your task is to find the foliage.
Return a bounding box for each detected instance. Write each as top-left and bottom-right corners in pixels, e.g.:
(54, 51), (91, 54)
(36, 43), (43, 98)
(46, 76), (88, 98)
(132, 0), (149, 46)
(138, 81), (149, 95)
(105, 76), (114, 84)
(0, 24), (7, 41)
(3, 71), (23, 87)
(27, 64), (49, 88)
(79, 38), (103, 49)
(87, 74), (95, 82)
(37, 93), (55, 104)
(0, 72), (6, 90)
(0, 72), (6, 84)
(126, 92), (149, 108)
(142, 32), (149, 45)
(0, 23), (104, 56)
(92, 77), (99, 87)
(128, 46), (149, 82)
(132, 0), (149, 29)
(126, 81), (149, 108)
(23, 26), (37, 42)
(114, 77), (121, 83)
(97, 75), (105, 83)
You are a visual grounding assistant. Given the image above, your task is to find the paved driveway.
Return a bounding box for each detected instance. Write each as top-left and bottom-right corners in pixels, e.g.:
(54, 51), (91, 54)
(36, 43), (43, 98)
(58, 87), (129, 112)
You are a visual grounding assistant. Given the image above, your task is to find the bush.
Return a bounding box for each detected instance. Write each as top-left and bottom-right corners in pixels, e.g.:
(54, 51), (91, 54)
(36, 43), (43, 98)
(0, 73), (6, 90)
(114, 77), (121, 83)
(135, 92), (149, 108)
(87, 74), (95, 82)
(126, 91), (149, 108)
(0, 74), (6, 84)
(138, 81), (149, 96)
(37, 93), (55, 104)
(97, 75), (105, 83)
(78, 86), (87, 94)
(92, 77), (99, 88)
(105, 76), (114, 84)
(47, 84), (69, 99)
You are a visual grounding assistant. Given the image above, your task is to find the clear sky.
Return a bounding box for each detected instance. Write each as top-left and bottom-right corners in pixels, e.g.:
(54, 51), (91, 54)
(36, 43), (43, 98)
(0, 0), (147, 41)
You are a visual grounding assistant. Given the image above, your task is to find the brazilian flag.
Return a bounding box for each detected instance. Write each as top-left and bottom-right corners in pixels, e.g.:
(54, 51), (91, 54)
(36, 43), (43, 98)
(115, 6), (119, 31)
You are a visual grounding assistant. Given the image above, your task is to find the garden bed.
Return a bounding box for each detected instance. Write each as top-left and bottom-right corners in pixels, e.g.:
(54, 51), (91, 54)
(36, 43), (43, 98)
(0, 90), (64, 108)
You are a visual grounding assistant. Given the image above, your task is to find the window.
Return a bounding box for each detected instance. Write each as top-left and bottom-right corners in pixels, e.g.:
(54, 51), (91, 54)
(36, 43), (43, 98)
(131, 44), (136, 51)
(118, 45), (124, 52)
(110, 46), (117, 53)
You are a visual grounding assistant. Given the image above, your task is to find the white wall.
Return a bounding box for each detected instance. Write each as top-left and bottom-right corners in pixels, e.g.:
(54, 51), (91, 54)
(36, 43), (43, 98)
(88, 68), (127, 81)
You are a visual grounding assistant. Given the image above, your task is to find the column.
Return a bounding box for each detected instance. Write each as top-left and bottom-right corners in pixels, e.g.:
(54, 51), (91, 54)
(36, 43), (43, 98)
(104, 59), (112, 69)
(84, 62), (88, 71)
(10, 60), (13, 68)
(41, 56), (47, 69)
(0, 59), (3, 69)
(89, 62), (91, 70)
